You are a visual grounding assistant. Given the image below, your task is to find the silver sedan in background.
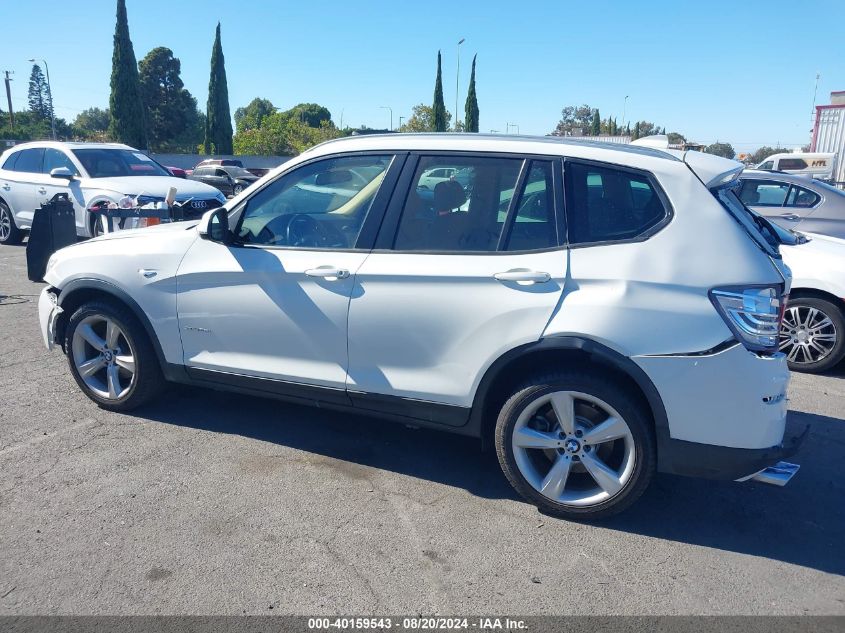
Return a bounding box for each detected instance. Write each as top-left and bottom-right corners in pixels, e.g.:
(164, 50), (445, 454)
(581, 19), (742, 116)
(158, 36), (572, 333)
(738, 169), (845, 240)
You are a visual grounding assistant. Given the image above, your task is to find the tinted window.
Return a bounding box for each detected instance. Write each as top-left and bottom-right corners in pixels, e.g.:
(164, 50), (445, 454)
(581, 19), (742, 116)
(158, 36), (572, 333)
(72, 148), (170, 178)
(566, 161), (667, 244)
(738, 180), (789, 206)
(236, 154), (392, 249)
(779, 158), (808, 171)
(215, 169), (227, 177)
(12, 148), (45, 173)
(2, 152), (19, 170)
(394, 155), (522, 252)
(43, 148), (78, 175)
(786, 185), (820, 208)
(504, 161), (557, 251)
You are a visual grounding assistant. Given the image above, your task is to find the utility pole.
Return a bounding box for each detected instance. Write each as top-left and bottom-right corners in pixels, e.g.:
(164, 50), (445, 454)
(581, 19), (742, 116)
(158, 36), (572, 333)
(3, 71), (13, 130)
(455, 38), (465, 131)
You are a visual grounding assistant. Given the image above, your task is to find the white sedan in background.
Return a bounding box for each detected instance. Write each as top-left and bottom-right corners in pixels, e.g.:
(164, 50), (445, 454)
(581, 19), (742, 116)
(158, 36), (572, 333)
(779, 231), (845, 373)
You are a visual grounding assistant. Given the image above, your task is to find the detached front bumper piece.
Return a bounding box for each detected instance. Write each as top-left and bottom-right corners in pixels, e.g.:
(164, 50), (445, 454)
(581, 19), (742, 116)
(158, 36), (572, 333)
(38, 287), (62, 350)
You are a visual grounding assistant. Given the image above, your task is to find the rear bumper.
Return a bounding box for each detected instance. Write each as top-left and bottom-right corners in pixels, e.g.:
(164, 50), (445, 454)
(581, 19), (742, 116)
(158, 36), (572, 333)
(658, 423), (808, 481)
(634, 342), (800, 481)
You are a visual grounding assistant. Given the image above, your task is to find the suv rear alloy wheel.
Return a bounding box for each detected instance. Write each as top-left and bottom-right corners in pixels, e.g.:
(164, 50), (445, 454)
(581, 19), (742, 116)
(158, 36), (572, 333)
(65, 301), (164, 411)
(0, 201), (23, 245)
(780, 297), (845, 373)
(495, 372), (656, 520)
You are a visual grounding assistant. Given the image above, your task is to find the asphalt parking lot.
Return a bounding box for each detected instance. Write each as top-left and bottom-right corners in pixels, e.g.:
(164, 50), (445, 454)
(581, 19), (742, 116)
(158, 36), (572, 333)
(1, 243), (844, 616)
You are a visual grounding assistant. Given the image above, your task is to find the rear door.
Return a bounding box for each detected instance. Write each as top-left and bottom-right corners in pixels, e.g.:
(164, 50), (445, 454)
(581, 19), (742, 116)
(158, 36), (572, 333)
(738, 178), (805, 231)
(346, 153), (567, 419)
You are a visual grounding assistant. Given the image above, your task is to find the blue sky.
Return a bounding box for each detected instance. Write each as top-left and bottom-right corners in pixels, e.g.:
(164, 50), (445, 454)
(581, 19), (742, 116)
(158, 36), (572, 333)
(1, 0), (842, 152)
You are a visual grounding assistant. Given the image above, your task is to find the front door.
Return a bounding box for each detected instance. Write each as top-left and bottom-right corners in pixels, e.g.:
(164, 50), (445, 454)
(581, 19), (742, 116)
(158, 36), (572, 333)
(346, 154), (567, 415)
(176, 153), (399, 395)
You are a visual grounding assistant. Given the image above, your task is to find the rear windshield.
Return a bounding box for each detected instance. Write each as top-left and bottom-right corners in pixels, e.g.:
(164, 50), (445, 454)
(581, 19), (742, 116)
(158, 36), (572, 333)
(713, 183), (782, 257)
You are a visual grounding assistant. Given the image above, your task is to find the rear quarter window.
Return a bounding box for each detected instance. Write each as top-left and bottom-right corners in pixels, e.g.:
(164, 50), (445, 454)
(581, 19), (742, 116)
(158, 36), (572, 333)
(565, 161), (668, 245)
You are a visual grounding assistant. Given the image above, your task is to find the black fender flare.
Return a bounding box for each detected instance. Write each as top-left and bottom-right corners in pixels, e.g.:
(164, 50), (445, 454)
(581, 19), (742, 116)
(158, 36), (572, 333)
(469, 336), (670, 455)
(56, 278), (180, 379)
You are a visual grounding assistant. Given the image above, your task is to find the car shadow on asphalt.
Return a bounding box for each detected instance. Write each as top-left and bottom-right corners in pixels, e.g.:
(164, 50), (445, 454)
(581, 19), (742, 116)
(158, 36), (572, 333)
(138, 388), (844, 577)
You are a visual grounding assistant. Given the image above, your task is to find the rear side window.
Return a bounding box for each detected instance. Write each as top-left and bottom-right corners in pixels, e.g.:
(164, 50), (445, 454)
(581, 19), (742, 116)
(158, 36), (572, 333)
(565, 161), (667, 244)
(394, 155), (522, 252)
(10, 148), (44, 173)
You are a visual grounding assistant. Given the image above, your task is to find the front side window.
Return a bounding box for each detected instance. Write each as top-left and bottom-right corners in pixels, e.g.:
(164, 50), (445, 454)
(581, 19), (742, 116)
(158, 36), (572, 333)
(565, 161), (667, 244)
(786, 185), (820, 208)
(72, 148), (170, 178)
(758, 160), (774, 170)
(738, 180), (789, 207)
(43, 148), (78, 175)
(394, 155), (523, 252)
(236, 154), (393, 249)
(11, 148), (45, 173)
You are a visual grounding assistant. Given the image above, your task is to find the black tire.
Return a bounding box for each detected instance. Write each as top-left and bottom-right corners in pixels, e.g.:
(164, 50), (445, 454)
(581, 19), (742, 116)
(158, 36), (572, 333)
(782, 296), (845, 374)
(65, 300), (165, 411)
(0, 201), (24, 245)
(495, 371), (656, 520)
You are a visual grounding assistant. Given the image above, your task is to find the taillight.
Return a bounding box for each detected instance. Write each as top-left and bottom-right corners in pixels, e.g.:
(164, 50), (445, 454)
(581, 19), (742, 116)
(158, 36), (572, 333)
(709, 285), (784, 354)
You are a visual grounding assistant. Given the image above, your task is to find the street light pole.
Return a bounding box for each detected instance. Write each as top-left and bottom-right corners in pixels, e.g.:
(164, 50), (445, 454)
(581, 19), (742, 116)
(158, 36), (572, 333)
(380, 106), (393, 131)
(28, 58), (56, 140)
(622, 95), (629, 131)
(456, 38), (465, 131)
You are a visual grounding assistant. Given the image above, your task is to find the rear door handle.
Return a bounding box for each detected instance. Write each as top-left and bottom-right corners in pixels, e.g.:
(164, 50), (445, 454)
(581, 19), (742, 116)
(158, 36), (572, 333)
(305, 266), (350, 280)
(1, 183), (10, 191)
(494, 269), (551, 283)
(37, 187), (47, 195)
(779, 213), (800, 221)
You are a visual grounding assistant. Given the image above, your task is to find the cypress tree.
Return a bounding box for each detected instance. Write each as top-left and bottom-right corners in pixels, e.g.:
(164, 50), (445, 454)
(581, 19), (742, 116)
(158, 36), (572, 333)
(432, 51), (447, 132)
(205, 22), (233, 154)
(28, 65), (52, 121)
(109, 0), (147, 148)
(464, 54), (479, 133)
(591, 109), (601, 136)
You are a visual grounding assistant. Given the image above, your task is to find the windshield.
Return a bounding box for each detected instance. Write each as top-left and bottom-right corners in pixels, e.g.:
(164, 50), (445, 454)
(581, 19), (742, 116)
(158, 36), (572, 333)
(72, 148), (171, 178)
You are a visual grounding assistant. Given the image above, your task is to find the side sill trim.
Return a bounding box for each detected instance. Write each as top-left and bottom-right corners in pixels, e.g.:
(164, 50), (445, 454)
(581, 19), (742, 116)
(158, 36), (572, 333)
(184, 367), (470, 428)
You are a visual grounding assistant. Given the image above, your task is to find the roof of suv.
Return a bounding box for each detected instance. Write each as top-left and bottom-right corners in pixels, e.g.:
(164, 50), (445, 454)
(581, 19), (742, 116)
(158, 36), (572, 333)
(5, 141), (136, 152)
(307, 133), (683, 163)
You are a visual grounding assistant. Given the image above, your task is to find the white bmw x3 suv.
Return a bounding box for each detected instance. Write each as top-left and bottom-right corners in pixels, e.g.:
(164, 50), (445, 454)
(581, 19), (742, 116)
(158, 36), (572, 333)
(0, 141), (226, 243)
(37, 134), (803, 519)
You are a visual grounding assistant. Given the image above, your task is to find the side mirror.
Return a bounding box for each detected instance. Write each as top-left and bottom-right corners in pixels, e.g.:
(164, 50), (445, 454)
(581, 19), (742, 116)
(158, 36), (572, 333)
(199, 207), (232, 244)
(50, 167), (74, 180)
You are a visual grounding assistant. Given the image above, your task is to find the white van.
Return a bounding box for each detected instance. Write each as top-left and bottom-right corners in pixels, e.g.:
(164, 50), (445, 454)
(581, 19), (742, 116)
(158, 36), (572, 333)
(756, 152), (836, 179)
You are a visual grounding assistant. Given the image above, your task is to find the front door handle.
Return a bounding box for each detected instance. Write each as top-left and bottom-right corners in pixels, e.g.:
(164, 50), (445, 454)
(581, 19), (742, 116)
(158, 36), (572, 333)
(1, 183), (10, 191)
(494, 269), (551, 283)
(779, 213), (800, 221)
(37, 187), (47, 195)
(305, 266), (350, 280)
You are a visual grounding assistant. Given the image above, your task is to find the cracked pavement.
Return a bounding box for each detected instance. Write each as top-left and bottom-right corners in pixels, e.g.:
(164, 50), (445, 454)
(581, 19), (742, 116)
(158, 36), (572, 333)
(1, 244), (844, 615)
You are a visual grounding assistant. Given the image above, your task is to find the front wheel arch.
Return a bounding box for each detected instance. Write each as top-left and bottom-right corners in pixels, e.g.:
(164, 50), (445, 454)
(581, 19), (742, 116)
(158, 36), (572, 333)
(56, 280), (168, 374)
